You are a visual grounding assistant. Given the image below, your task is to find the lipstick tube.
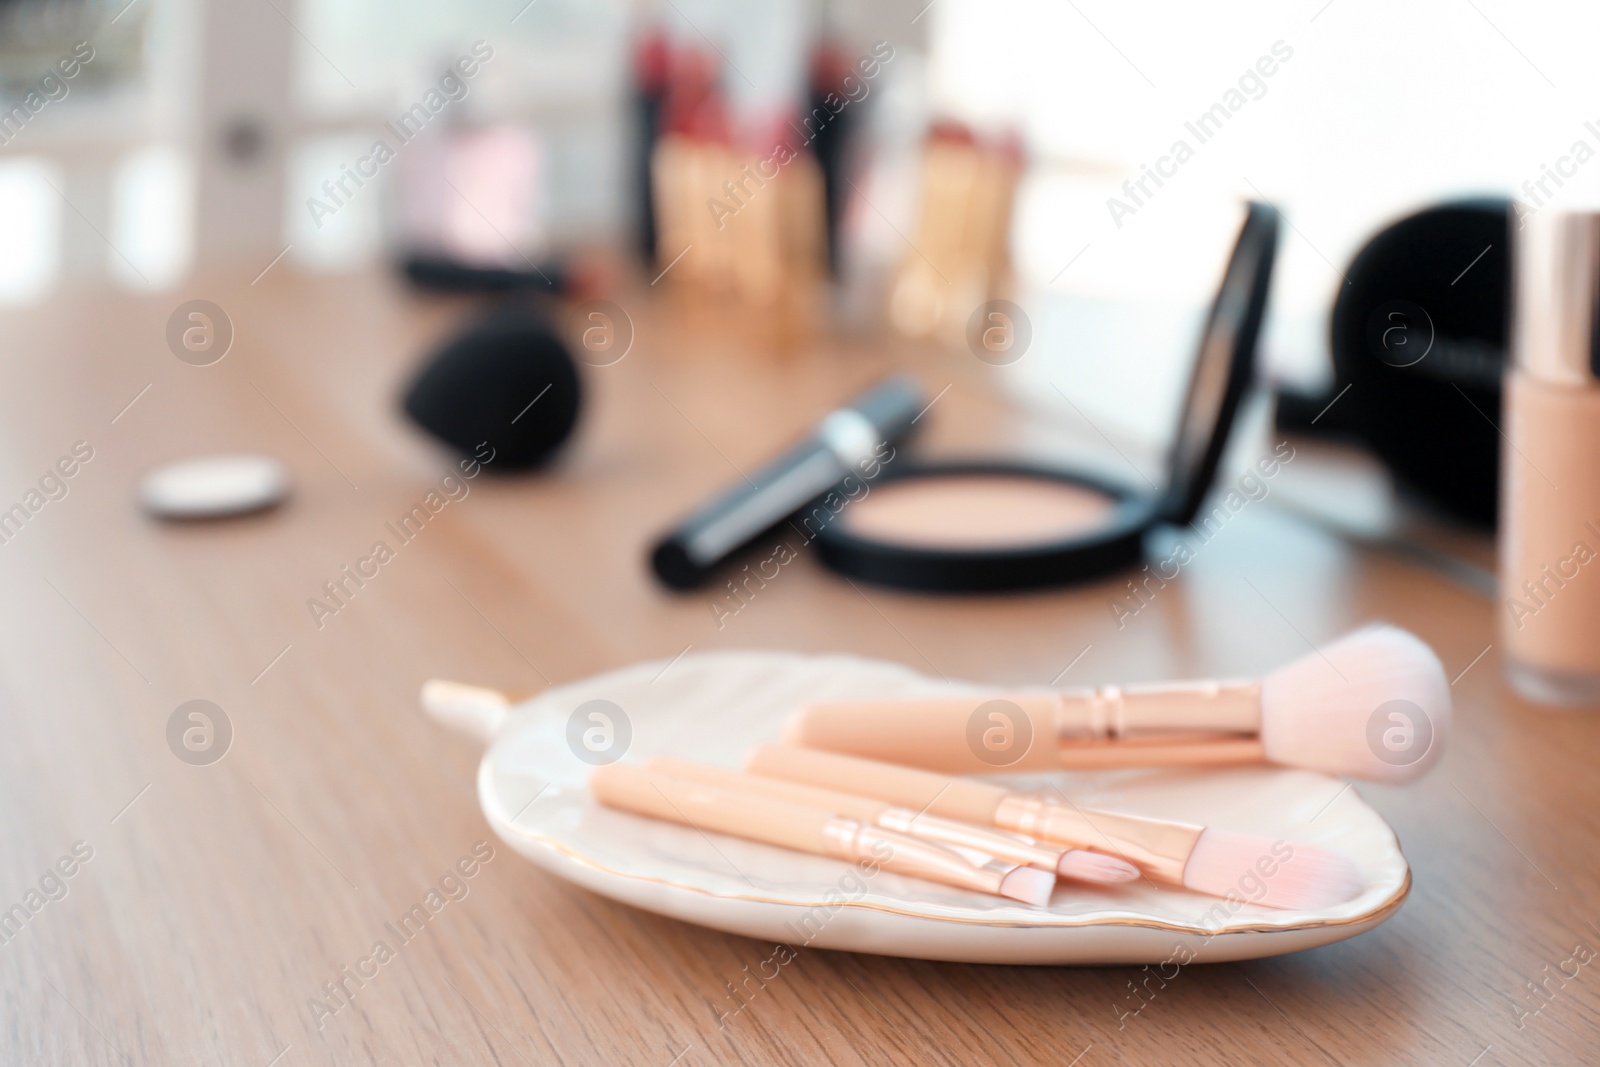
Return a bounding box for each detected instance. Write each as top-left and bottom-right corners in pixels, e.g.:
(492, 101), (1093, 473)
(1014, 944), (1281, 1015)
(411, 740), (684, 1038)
(1502, 209), (1600, 704)
(588, 763), (1032, 899)
(746, 744), (1206, 885)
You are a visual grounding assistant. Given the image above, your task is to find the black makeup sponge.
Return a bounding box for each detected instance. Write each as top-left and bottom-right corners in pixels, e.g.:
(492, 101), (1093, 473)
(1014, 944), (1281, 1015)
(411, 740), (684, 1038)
(1329, 199), (1508, 526)
(402, 307), (582, 471)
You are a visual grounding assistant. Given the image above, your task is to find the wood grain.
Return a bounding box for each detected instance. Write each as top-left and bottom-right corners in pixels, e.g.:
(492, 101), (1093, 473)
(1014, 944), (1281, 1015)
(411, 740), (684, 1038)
(1, 266), (1596, 1066)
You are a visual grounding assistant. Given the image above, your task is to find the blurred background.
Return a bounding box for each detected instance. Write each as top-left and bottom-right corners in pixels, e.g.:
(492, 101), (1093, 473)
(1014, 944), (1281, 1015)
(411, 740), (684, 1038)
(3, 0), (1592, 462)
(7, 9), (1600, 1061)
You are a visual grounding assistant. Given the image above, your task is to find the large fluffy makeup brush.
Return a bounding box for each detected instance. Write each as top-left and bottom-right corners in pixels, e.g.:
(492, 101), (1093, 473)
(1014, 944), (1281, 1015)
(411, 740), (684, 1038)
(747, 745), (1363, 911)
(785, 625), (1450, 784)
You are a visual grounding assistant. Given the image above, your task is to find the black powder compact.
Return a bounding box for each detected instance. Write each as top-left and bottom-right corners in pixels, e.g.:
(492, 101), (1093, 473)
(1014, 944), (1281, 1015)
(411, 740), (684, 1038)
(812, 201), (1280, 592)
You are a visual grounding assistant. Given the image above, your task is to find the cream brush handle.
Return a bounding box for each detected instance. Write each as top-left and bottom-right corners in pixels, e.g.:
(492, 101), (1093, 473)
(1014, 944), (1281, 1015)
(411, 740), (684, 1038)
(420, 680), (510, 743)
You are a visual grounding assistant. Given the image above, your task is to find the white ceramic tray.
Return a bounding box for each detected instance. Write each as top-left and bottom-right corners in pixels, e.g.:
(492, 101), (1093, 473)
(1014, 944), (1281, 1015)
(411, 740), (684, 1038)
(446, 651), (1409, 965)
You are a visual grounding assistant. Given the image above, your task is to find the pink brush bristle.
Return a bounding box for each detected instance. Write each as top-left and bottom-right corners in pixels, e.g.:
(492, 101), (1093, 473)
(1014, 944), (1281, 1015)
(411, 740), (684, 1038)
(1181, 829), (1363, 911)
(1058, 850), (1140, 884)
(999, 866), (1057, 906)
(1260, 624), (1451, 783)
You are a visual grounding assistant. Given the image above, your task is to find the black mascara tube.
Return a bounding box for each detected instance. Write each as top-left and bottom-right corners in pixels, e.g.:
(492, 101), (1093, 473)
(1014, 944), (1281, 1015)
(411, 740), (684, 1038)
(650, 375), (924, 590)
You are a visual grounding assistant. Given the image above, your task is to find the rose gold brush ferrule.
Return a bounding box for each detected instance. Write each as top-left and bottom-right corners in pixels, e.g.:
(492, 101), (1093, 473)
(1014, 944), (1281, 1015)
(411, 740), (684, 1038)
(1052, 679), (1263, 741)
(822, 817), (1022, 896)
(875, 807), (1065, 872)
(992, 795), (1203, 884)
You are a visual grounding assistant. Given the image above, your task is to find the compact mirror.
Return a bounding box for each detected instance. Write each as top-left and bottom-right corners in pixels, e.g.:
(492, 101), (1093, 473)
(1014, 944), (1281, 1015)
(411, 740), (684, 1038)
(815, 202), (1280, 593)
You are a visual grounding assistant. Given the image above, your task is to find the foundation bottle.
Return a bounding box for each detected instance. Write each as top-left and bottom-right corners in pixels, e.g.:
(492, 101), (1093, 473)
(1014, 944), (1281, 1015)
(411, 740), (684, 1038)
(1502, 209), (1600, 703)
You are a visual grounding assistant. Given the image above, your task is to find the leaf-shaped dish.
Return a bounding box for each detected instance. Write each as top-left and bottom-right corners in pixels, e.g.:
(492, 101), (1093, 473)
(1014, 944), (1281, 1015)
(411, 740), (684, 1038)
(450, 651), (1408, 965)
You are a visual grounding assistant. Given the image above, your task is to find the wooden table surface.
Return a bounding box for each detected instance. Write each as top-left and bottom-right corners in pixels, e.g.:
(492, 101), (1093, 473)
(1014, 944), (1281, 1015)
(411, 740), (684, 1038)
(2, 266), (1596, 1066)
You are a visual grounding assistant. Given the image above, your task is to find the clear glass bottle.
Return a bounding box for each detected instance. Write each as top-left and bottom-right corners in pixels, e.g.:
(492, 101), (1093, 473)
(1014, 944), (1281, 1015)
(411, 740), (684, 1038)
(1502, 209), (1600, 704)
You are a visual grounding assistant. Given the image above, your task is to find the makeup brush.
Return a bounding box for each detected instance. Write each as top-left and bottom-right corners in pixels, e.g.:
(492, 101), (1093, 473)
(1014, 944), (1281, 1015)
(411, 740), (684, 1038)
(746, 745), (1363, 911)
(590, 763), (1057, 905)
(785, 625), (1450, 784)
(645, 755), (1138, 885)
(420, 680), (512, 743)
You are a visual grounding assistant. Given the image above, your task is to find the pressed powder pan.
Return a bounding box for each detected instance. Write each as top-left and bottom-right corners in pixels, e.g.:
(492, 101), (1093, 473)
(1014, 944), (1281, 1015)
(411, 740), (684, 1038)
(841, 472), (1120, 549)
(816, 202), (1280, 592)
(820, 463), (1156, 590)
